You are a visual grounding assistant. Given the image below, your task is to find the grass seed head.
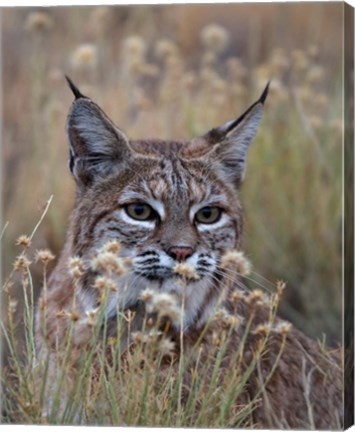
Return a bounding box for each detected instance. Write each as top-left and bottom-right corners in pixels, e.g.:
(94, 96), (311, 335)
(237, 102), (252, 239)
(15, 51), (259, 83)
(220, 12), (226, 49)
(71, 44), (98, 69)
(230, 290), (245, 303)
(252, 323), (272, 335)
(220, 250), (251, 276)
(3, 281), (14, 295)
(173, 262), (200, 280)
(35, 249), (55, 265)
(8, 298), (18, 314)
(245, 289), (268, 308)
(38, 297), (47, 311)
(13, 254), (32, 271)
(159, 338), (175, 357)
(68, 256), (85, 279)
(25, 11), (53, 33)
(144, 292), (182, 324)
(200, 23), (229, 54)
(66, 309), (80, 322)
(15, 235), (31, 248)
(122, 36), (146, 59)
(276, 280), (286, 297)
(140, 288), (155, 303)
(89, 6), (112, 34)
(213, 308), (242, 329)
(93, 276), (118, 292)
(91, 252), (127, 275)
(275, 321), (292, 335)
(132, 331), (145, 344)
(100, 240), (121, 255)
(85, 308), (99, 327)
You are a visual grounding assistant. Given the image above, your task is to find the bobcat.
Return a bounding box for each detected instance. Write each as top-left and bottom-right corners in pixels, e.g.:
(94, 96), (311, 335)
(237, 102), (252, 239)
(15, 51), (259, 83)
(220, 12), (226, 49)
(35, 77), (342, 428)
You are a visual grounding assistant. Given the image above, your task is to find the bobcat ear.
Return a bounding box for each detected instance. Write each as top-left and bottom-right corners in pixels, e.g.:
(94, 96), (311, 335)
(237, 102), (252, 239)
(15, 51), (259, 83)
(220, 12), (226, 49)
(206, 82), (269, 187)
(66, 79), (132, 187)
(65, 75), (87, 100)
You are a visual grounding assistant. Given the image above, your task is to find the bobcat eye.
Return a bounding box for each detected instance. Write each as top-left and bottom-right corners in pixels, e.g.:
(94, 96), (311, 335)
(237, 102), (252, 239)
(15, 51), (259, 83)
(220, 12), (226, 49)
(125, 203), (155, 221)
(195, 207), (222, 224)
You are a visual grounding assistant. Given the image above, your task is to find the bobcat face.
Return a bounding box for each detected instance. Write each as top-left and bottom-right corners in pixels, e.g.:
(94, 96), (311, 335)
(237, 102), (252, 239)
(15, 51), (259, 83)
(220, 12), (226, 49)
(66, 77), (268, 328)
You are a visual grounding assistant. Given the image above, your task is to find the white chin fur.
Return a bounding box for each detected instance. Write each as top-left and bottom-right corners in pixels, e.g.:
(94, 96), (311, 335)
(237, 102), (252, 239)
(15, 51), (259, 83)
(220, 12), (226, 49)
(105, 272), (217, 329)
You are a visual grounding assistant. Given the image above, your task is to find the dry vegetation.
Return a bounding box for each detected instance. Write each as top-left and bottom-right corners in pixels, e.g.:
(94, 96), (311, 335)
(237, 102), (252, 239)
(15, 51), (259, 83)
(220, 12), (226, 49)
(1, 3), (344, 426)
(2, 229), (340, 427)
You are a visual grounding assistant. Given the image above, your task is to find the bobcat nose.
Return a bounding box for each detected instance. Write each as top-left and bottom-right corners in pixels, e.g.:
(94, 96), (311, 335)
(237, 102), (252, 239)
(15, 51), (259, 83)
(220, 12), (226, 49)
(168, 246), (194, 262)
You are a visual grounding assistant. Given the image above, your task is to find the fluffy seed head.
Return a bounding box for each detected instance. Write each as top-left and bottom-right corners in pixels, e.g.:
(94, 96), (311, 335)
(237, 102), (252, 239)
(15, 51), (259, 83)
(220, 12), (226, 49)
(35, 249), (55, 265)
(91, 252), (127, 275)
(15, 235), (31, 248)
(85, 308), (99, 327)
(245, 289), (268, 308)
(25, 11), (53, 33)
(200, 23), (229, 53)
(122, 36), (146, 59)
(66, 309), (80, 322)
(275, 321), (292, 335)
(252, 323), (272, 335)
(159, 338), (175, 357)
(68, 256), (85, 279)
(71, 44), (98, 69)
(89, 6), (112, 34)
(144, 292), (182, 324)
(229, 290), (245, 303)
(8, 298), (18, 314)
(276, 281), (286, 296)
(100, 240), (121, 255)
(132, 330), (162, 345)
(173, 263), (200, 280)
(220, 250), (251, 276)
(213, 308), (242, 329)
(93, 276), (118, 292)
(140, 288), (155, 303)
(13, 254), (32, 271)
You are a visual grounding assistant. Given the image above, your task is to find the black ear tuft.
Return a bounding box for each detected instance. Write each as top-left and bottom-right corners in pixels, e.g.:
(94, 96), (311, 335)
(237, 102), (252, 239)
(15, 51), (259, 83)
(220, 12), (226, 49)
(259, 81), (270, 105)
(65, 75), (87, 100)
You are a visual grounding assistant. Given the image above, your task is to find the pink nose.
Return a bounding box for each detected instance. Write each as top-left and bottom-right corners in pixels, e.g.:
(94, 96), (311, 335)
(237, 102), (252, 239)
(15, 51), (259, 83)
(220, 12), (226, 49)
(168, 246), (194, 262)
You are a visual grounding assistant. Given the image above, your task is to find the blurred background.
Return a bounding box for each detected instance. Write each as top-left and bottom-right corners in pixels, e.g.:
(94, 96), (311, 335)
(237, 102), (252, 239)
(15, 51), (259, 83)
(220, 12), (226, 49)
(2, 3), (343, 344)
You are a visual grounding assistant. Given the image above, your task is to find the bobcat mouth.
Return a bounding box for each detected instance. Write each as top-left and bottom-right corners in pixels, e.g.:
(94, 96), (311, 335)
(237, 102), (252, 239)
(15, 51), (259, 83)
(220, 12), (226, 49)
(133, 268), (202, 282)
(132, 252), (216, 281)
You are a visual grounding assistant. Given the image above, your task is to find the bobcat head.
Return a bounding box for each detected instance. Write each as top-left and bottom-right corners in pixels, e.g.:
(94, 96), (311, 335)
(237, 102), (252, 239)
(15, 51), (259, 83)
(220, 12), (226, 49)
(64, 77), (269, 329)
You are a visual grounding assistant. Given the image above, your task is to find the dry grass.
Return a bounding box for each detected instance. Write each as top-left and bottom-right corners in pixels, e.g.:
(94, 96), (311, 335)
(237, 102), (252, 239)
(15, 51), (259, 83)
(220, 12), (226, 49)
(2, 219), (291, 426)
